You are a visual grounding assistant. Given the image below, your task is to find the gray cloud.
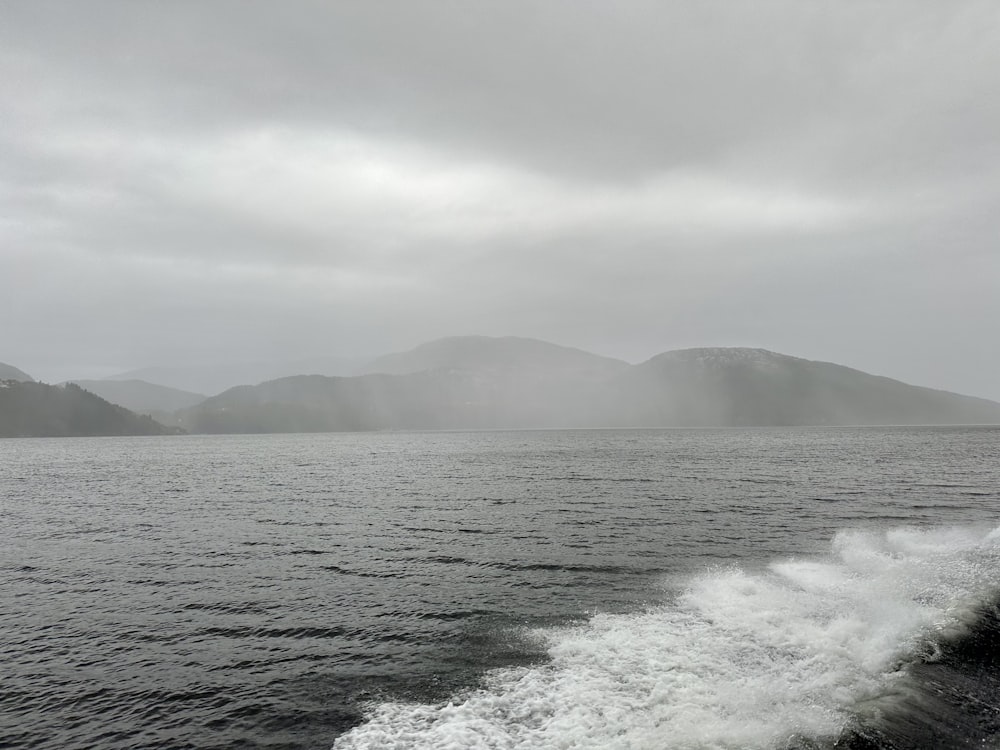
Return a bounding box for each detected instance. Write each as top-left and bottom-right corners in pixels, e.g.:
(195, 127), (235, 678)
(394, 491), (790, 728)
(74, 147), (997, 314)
(2, 1), (999, 400)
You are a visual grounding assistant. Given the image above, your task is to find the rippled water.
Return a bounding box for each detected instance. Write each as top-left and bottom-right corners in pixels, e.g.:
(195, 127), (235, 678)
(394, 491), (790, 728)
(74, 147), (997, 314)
(1, 427), (998, 749)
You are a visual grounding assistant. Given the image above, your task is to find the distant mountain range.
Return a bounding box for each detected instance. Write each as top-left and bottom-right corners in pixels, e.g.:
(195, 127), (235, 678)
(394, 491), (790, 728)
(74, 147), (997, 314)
(4, 337), (1000, 436)
(105, 355), (363, 396)
(101, 338), (625, 397)
(174, 337), (1000, 432)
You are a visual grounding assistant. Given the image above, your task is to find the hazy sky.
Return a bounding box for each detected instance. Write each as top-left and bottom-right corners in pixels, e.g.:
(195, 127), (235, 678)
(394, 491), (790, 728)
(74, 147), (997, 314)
(3, 1), (999, 398)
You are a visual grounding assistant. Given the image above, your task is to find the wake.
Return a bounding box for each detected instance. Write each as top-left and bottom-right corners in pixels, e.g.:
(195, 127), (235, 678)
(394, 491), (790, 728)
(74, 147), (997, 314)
(333, 526), (1000, 749)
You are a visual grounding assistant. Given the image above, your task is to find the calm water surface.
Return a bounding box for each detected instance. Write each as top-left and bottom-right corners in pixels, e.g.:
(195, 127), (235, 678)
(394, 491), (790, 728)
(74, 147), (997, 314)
(1, 428), (998, 749)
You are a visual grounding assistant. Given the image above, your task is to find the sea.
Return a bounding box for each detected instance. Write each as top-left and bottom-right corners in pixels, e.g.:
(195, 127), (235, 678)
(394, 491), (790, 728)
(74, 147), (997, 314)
(2, 427), (999, 750)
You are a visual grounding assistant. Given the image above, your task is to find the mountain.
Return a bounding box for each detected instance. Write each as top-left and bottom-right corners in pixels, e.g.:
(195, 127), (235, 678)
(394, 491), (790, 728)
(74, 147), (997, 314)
(65, 379), (206, 418)
(176, 343), (1000, 433)
(179, 368), (603, 433)
(0, 362), (33, 382)
(180, 337), (631, 433)
(105, 338), (620, 397)
(0, 381), (181, 437)
(106, 355), (362, 396)
(361, 336), (628, 378)
(610, 348), (1000, 427)
(178, 373), (462, 433)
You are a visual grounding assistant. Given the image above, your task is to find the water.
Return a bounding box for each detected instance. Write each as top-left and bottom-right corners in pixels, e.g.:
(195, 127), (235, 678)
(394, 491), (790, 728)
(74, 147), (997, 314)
(1, 427), (998, 749)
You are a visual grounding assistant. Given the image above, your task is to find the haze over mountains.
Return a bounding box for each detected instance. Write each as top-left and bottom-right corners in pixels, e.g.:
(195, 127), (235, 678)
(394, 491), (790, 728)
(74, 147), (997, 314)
(363, 336), (629, 379)
(164, 337), (1000, 432)
(177, 337), (627, 433)
(0, 381), (177, 438)
(64, 380), (207, 424)
(174, 339), (1000, 432)
(0, 362), (34, 382)
(4, 337), (1000, 436)
(610, 348), (1000, 428)
(106, 356), (361, 398)
(101, 338), (626, 397)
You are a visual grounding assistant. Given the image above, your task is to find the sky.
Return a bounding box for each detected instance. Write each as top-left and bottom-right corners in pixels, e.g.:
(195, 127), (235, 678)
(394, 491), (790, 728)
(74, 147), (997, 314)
(2, 1), (999, 399)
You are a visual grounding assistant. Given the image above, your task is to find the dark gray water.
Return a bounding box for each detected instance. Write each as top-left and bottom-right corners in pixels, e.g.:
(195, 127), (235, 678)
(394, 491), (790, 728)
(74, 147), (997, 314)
(2, 427), (999, 749)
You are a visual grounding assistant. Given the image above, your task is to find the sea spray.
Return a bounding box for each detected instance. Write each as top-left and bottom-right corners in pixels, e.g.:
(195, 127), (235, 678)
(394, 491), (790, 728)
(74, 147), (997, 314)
(333, 526), (1000, 750)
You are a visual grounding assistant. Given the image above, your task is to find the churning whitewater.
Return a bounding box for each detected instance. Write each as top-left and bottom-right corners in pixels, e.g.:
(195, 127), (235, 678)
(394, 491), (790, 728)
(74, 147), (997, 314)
(334, 526), (1000, 750)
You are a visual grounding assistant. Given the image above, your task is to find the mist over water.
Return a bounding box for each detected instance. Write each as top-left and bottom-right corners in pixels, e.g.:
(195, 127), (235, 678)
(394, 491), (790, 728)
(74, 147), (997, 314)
(2, 427), (998, 749)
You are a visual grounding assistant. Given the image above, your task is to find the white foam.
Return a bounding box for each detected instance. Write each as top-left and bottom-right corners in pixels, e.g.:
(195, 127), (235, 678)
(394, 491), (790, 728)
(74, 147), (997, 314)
(333, 526), (1000, 750)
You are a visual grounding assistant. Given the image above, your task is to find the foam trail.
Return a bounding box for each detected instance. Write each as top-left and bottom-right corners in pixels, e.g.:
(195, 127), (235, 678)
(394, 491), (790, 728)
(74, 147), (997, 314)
(333, 527), (1000, 750)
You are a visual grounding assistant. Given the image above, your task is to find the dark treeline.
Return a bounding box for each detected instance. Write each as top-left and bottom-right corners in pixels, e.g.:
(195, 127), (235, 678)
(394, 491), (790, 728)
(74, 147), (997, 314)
(0, 381), (180, 437)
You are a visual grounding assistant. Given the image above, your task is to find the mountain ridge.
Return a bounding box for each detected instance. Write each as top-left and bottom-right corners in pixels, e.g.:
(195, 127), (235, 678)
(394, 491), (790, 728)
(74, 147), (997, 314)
(0, 381), (181, 437)
(361, 336), (629, 377)
(65, 379), (206, 418)
(13, 338), (1000, 434)
(615, 347), (1000, 427)
(175, 340), (1000, 433)
(105, 355), (362, 396)
(0, 362), (34, 382)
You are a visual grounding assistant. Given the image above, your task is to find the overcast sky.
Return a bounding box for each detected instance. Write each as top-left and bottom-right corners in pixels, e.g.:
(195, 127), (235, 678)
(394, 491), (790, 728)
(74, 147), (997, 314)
(2, 1), (999, 398)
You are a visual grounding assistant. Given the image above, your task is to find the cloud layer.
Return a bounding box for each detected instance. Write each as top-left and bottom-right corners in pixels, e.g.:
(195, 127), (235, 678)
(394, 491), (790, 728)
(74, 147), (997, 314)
(3, 1), (999, 398)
